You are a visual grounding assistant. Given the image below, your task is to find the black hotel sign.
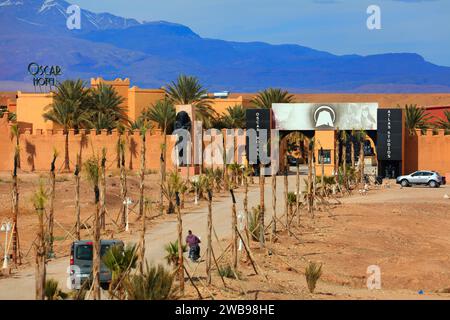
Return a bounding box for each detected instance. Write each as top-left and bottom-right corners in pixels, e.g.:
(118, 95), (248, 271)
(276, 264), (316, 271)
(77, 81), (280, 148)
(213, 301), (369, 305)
(377, 109), (402, 161)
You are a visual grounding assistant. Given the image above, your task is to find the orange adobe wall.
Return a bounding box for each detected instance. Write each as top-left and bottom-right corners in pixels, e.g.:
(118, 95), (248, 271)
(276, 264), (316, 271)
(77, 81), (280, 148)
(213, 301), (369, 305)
(16, 91), (56, 131)
(405, 129), (450, 179)
(128, 86), (166, 121)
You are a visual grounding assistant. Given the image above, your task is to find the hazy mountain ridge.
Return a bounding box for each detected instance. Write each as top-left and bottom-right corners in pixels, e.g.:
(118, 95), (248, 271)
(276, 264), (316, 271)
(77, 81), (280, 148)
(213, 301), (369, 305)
(1, 0), (450, 92)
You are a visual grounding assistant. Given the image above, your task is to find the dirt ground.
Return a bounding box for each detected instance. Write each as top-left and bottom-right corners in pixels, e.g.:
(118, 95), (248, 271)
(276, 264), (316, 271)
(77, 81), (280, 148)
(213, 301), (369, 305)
(0, 170), (449, 300)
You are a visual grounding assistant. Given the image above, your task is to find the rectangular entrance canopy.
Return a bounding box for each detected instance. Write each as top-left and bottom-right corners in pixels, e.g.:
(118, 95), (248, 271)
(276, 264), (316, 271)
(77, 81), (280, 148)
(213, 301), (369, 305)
(272, 103), (378, 130)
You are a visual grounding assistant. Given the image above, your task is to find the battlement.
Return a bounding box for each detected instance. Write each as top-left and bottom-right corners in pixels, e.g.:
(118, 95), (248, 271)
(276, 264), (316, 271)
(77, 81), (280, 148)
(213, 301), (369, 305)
(414, 129), (450, 136)
(90, 77), (131, 87)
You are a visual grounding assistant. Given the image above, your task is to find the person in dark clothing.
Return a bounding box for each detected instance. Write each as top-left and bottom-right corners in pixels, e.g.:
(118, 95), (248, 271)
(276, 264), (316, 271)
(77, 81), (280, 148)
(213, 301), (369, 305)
(186, 230), (201, 262)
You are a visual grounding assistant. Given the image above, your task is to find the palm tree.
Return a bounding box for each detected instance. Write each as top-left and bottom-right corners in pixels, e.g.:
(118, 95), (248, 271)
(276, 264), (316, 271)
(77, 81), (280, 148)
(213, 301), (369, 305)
(221, 105), (246, 128)
(142, 99), (176, 215)
(251, 88), (294, 109)
(166, 75), (217, 127)
(44, 80), (92, 171)
(43, 101), (76, 172)
(10, 124), (20, 265)
(88, 84), (127, 132)
(83, 156), (101, 300)
(102, 244), (137, 299)
(32, 181), (48, 300)
(404, 104), (432, 134)
(437, 110), (450, 130)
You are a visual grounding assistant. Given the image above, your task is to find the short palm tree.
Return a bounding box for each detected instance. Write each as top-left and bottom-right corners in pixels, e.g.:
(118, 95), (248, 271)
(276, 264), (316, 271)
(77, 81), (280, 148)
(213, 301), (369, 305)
(102, 244), (137, 299)
(251, 88), (294, 108)
(123, 262), (178, 300)
(404, 104), (432, 134)
(166, 75), (217, 127)
(164, 240), (187, 267)
(162, 172), (185, 214)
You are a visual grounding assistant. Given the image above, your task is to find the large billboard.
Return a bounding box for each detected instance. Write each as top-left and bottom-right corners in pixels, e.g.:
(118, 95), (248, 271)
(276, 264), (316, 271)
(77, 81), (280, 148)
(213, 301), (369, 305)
(272, 103), (378, 130)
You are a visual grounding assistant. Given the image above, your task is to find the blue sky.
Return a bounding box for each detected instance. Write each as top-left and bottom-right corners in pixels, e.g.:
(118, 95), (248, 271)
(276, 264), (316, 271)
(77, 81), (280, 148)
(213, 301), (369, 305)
(68, 0), (450, 66)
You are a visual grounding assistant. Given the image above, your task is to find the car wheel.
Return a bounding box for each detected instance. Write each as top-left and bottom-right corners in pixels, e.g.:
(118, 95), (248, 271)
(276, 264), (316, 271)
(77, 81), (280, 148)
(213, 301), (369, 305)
(400, 179), (409, 187)
(428, 180), (439, 188)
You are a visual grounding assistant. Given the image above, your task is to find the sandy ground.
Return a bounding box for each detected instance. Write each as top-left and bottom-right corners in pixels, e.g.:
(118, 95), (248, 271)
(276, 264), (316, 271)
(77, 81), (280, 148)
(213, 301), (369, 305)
(0, 169), (449, 300)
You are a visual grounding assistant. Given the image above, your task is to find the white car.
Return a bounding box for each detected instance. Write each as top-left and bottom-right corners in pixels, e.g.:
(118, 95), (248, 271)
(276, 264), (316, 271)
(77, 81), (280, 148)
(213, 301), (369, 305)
(396, 171), (445, 188)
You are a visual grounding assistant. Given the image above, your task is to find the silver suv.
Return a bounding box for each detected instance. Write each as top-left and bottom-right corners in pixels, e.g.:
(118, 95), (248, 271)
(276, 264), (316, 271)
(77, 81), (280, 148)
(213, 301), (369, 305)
(396, 171), (445, 188)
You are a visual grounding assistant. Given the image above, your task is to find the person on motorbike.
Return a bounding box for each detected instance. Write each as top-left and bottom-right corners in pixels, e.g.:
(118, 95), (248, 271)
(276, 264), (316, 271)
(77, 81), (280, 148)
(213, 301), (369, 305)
(186, 230), (201, 262)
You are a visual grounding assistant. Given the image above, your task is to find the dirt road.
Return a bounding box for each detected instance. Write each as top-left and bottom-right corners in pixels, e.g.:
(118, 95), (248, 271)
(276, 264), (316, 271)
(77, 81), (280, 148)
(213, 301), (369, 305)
(0, 172), (449, 300)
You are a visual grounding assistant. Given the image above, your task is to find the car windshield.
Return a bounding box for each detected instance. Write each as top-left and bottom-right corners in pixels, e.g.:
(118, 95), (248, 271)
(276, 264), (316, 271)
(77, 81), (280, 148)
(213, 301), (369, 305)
(75, 244), (114, 260)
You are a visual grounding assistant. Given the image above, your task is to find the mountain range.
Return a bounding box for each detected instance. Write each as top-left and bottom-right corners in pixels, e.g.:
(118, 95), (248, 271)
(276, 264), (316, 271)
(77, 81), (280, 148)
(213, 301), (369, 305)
(1, 0), (450, 93)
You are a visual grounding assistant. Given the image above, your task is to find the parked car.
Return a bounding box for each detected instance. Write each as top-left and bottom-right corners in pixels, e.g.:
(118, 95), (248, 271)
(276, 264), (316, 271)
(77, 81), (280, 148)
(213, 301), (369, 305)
(69, 239), (123, 290)
(396, 171), (446, 188)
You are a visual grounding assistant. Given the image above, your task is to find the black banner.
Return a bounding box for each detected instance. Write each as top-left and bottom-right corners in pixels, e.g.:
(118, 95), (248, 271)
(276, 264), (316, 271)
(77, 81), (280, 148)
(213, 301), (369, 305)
(246, 109), (271, 165)
(377, 109), (402, 161)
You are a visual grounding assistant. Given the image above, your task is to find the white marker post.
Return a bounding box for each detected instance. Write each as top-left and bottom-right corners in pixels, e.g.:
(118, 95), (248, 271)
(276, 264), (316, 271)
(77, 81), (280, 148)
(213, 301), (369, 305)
(123, 197), (132, 232)
(1, 222), (12, 270)
(237, 211), (244, 251)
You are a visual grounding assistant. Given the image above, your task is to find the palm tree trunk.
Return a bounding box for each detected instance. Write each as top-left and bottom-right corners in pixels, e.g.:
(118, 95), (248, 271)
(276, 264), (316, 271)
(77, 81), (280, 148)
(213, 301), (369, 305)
(100, 152), (106, 230)
(244, 171), (249, 245)
(139, 134), (146, 217)
(35, 206), (46, 300)
(342, 141), (347, 189)
(48, 157), (56, 258)
(160, 132), (166, 216)
(307, 147), (313, 217)
(284, 156), (290, 236)
(296, 160), (300, 226)
(231, 190), (238, 270)
(92, 188), (101, 300)
(271, 173), (277, 239)
(12, 151), (19, 265)
(351, 140), (355, 171)
(176, 196), (184, 295)
(321, 151), (325, 196)
(119, 144), (127, 228)
(335, 137), (340, 177)
(206, 192), (212, 285)
(75, 155), (81, 240)
(64, 131), (70, 172)
(360, 140), (365, 185)
(139, 199), (147, 274)
(258, 163), (265, 249)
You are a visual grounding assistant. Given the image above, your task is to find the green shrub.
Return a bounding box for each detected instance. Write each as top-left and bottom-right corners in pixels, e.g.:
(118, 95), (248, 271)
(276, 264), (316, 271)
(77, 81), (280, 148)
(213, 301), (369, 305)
(248, 206), (261, 241)
(218, 264), (241, 279)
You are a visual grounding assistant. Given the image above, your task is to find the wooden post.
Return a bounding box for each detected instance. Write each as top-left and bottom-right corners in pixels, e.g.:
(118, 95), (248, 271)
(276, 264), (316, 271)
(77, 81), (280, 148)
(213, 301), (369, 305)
(230, 189), (238, 270)
(206, 191), (213, 285)
(74, 155), (81, 240)
(258, 163), (265, 249)
(176, 192), (185, 295)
